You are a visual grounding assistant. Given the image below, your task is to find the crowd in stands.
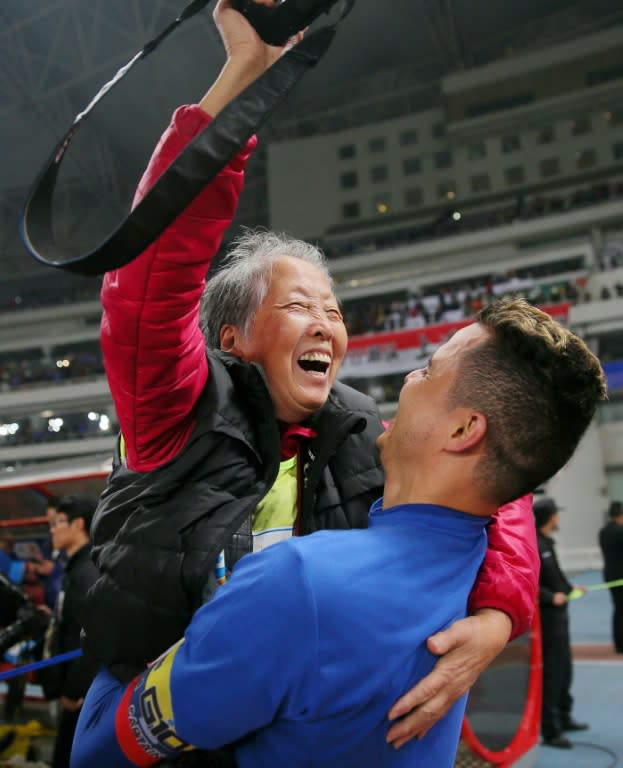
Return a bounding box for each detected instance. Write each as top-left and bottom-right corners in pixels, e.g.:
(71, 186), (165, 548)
(2, 232), (622, 453)
(3, 178), (622, 315)
(0, 344), (104, 393)
(343, 372), (412, 405)
(3, 257), (623, 393)
(0, 410), (117, 448)
(0, 273), (101, 314)
(343, 270), (588, 338)
(343, 242), (623, 338)
(340, 253), (623, 403)
(323, 179), (623, 260)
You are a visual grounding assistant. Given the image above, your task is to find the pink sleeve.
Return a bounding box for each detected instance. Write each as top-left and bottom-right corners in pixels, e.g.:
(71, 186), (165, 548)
(468, 493), (539, 640)
(100, 105), (257, 472)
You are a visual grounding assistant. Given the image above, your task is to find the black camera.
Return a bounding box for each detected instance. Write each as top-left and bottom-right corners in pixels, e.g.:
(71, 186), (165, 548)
(230, 0), (342, 46)
(0, 573), (49, 656)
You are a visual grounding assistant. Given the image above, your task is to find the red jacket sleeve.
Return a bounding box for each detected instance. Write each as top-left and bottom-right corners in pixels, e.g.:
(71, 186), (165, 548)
(100, 105), (257, 472)
(468, 493), (539, 640)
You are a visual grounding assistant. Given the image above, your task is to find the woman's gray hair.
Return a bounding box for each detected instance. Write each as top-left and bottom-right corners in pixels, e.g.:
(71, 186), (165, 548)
(200, 229), (332, 349)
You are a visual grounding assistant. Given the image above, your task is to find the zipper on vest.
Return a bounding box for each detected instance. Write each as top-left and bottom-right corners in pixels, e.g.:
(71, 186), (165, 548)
(293, 441), (304, 536)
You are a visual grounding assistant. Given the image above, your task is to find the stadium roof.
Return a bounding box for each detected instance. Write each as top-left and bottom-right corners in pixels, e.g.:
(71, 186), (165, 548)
(1, 0), (622, 280)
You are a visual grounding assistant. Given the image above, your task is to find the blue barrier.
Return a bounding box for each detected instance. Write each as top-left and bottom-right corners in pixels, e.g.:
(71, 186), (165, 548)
(0, 649), (82, 683)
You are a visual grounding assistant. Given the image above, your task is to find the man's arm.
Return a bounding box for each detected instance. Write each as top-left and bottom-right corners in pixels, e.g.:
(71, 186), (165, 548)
(538, 567), (558, 605)
(386, 493), (537, 745)
(538, 536), (573, 598)
(101, 0), (292, 473)
(71, 546), (315, 768)
(62, 560), (100, 704)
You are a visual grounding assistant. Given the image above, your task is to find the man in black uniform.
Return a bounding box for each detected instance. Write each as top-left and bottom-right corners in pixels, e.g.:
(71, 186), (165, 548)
(599, 500), (623, 653)
(534, 497), (588, 749)
(43, 494), (100, 768)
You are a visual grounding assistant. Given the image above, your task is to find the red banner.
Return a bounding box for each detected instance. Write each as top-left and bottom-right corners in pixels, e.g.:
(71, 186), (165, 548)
(347, 303), (570, 353)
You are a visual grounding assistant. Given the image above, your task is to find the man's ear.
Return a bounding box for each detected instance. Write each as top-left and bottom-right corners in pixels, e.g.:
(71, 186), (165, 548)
(73, 517), (86, 535)
(220, 325), (246, 357)
(445, 409), (487, 453)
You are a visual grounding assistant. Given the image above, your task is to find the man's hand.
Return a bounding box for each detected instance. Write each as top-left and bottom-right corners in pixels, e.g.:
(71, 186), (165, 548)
(386, 609), (512, 748)
(552, 591), (567, 606)
(60, 695), (84, 712)
(33, 558), (56, 576)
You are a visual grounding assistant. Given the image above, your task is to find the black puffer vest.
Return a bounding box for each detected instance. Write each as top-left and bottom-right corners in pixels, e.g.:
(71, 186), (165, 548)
(82, 351), (384, 682)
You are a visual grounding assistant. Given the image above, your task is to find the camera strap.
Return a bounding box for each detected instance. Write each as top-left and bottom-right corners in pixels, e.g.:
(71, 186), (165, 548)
(19, 0), (354, 276)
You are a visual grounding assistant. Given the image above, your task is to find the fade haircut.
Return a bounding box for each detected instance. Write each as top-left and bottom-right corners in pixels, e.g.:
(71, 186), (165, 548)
(448, 298), (607, 505)
(200, 229), (332, 349)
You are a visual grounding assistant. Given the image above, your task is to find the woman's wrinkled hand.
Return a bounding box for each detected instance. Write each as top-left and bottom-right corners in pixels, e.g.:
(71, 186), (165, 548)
(386, 609), (512, 748)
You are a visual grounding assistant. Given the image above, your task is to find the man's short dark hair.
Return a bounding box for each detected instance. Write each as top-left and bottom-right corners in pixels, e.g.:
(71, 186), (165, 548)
(55, 494), (98, 536)
(609, 500), (623, 519)
(533, 497), (561, 529)
(448, 298), (607, 505)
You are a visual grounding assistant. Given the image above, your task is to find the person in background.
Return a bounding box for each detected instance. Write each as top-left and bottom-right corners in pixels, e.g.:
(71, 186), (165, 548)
(0, 533), (25, 588)
(0, 531), (50, 722)
(43, 494), (100, 768)
(71, 298), (607, 768)
(33, 496), (66, 610)
(81, 0), (539, 751)
(0, 534), (34, 723)
(598, 500), (623, 653)
(534, 497), (589, 749)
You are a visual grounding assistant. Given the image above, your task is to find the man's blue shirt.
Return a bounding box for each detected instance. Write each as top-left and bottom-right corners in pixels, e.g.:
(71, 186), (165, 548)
(73, 500), (489, 768)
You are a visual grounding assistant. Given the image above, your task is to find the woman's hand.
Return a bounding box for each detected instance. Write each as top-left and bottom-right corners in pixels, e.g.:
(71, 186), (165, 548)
(214, 0), (304, 73)
(201, 0), (304, 116)
(386, 609), (512, 748)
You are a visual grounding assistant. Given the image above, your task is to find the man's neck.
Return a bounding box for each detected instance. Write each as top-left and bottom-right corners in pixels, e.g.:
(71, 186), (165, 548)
(382, 471), (496, 518)
(65, 536), (89, 559)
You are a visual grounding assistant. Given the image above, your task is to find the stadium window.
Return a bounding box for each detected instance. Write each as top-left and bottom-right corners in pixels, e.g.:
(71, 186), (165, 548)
(370, 165), (389, 183)
(575, 149), (596, 170)
(537, 126), (555, 144)
(470, 174), (491, 194)
(400, 128), (418, 146)
(338, 143), (356, 160)
(505, 166), (525, 186)
(467, 141), (487, 160)
(434, 150), (453, 170)
(340, 171), (358, 189)
(437, 181), (457, 201)
(571, 116), (591, 136)
(405, 187), (423, 207)
(368, 136), (387, 153)
(403, 157), (422, 176)
(613, 142), (623, 161)
(501, 134), (521, 153)
(540, 157), (560, 178)
(432, 122), (446, 139)
(342, 201), (360, 220)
